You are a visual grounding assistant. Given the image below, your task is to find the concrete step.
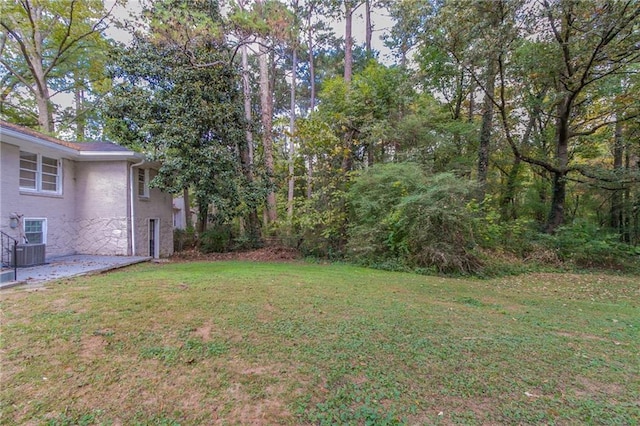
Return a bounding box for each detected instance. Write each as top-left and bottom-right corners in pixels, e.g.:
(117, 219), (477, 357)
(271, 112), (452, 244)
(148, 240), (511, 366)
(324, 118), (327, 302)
(1, 269), (16, 283)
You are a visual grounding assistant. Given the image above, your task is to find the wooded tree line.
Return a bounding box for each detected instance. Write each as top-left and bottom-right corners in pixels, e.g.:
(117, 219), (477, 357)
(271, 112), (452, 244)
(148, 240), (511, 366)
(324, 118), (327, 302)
(2, 0), (639, 273)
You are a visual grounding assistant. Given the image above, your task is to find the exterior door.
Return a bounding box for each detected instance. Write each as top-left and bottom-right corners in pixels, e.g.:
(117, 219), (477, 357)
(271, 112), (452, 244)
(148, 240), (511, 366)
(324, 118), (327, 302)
(148, 219), (159, 258)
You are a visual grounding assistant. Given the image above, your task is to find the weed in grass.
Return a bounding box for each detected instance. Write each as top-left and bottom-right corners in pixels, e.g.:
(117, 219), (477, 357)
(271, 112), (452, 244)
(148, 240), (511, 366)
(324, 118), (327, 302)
(45, 409), (103, 426)
(131, 413), (182, 425)
(139, 346), (180, 364)
(449, 410), (480, 425)
(309, 384), (405, 425)
(456, 296), (485, 307)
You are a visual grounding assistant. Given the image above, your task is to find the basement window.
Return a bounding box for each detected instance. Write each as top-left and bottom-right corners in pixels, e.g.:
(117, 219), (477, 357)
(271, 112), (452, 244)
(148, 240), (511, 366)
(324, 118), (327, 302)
(24, 218), (47, 244)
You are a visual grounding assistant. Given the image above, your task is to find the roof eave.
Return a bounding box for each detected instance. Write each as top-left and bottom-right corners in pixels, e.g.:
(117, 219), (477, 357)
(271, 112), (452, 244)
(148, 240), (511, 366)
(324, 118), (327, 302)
(1, 127), (79, 156)
(76, 151), (144, 161)
(2, 125), (143, 161)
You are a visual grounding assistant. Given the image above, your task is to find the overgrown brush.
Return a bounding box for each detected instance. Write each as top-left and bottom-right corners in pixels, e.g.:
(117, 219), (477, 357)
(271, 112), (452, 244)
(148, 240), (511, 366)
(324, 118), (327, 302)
(346, 164), (482, 274)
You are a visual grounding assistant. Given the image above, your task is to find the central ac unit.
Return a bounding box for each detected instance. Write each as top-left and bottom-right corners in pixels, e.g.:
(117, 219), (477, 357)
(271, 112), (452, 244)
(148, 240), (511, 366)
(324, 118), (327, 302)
(14, 244), (46, 267)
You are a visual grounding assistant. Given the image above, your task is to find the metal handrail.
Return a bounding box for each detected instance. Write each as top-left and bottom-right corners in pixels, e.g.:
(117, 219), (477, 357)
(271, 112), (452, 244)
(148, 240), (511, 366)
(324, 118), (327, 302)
(1, 231), (18, 281)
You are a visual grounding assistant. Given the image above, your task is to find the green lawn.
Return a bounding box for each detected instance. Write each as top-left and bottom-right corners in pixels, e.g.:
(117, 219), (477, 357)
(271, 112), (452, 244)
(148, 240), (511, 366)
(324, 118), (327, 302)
(1, 261), (638, 425)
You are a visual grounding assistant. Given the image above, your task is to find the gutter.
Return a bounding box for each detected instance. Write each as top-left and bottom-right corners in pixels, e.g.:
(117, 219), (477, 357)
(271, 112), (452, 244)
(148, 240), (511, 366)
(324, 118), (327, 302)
(76, 151), (142, 161)
(129, 159), (146, 256)
(1, 126), (141, 161)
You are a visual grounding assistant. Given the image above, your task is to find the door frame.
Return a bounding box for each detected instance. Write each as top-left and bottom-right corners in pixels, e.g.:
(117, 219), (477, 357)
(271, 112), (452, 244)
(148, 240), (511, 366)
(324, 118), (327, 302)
(148, 218), (160, 258)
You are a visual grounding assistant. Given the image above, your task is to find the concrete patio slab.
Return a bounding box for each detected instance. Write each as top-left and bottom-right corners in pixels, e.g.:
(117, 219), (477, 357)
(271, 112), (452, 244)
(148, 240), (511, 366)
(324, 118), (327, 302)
(0, 255), (151, 290)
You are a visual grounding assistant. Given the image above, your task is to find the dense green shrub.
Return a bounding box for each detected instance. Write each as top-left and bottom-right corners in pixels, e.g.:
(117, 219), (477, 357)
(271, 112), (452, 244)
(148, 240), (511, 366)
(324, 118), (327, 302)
(468, 198), (538, 257)
(173, 227), (196, 252)
(347, 163), (427, 262)
(285, 161), (640, 276)
(397, 173), (481, 274)
(347, 165), (481, 274)
(540, 220), (639, 269)
(199, 225), (233, 253)
(289, 181), (349, 259)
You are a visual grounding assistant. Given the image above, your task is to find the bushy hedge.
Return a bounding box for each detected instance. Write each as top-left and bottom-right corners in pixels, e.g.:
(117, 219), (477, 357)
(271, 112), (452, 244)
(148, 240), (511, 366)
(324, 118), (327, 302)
(199, 225), (233, 253)
(395, 173), (482, 273)
(347, 164), (482, 274)
(346, 163), (426, 262)
(174, 227), (196, 252)
(539, 220), (639, 270)
(344, 164), (638, 276)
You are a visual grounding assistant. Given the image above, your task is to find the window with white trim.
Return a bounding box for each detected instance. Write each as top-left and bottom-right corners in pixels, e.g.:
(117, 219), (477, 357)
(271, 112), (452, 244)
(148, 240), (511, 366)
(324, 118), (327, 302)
(24, 218), (47, 244)
(138, 168), (149, 198)
(19, 151), (61, 193)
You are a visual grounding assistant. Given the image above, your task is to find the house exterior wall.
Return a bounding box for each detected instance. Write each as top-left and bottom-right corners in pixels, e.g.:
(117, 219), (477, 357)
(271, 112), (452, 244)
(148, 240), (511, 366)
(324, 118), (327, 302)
(75, 161), (130, 255)
(2, 132), (174, 260)
(172, 197), (186, 229)
(1, 142), (78, 258)
(132, 167), (174, 257)
(172, 196), (197, 230)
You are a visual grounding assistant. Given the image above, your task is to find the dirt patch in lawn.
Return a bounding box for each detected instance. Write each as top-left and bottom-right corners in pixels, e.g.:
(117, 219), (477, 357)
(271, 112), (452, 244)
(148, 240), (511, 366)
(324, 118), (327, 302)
(223, 359), (299, 424)
(571, 376), (625, 399)
(193, 323), (213, 341)
(171, 246), (301, 263)
(80, 334), (108, 359)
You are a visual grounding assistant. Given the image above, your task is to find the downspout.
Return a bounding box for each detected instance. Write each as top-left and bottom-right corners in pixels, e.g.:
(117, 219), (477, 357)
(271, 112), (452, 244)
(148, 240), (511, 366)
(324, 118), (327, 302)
(129, 158), (145, 256)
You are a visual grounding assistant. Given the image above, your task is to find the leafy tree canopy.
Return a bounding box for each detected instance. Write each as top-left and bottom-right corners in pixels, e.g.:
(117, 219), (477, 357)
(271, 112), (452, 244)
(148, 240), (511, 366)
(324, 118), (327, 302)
(103, 0), (259, 229)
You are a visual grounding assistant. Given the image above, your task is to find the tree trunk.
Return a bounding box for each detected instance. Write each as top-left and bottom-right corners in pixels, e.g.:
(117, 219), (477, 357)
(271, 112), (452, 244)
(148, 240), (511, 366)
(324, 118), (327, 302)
(287, 45), (297, 220)
(547, 171), (567, 233)
(74, 72), (85, 140)
(500, 106), (537, 220)
(365, 0), (372, 56)
(341, 2), (356, 172)
(534, 172), (549, 224)
(344, 3), (353, 83)
(477, 58), (496, 200)
(306, 157), (314, 199)
(259, 40), (277, 223)
(610, 119), (623, 232)
(239, 42), (261, 241)
(546, 95), (571, 233)
(183, 187), (192, 229)
(306, 16), (316, 197)
(451, 71), (465, 154)
(625, 149), (638, 243)
(241, 43), (254, 171)
(27, 6), (54, 133)
(307, 19), (316, 111)
(342, 129), (355, 172)
(500, 157), (522, 220)
(35, 83), (54, 133)
(467, 79), (475, 123)
(197, 197), (208, 234)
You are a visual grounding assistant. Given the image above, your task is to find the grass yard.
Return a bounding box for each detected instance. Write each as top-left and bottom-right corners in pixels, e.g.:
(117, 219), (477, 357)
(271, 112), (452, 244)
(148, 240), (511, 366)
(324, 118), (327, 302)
(0, 261), (638, 425)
